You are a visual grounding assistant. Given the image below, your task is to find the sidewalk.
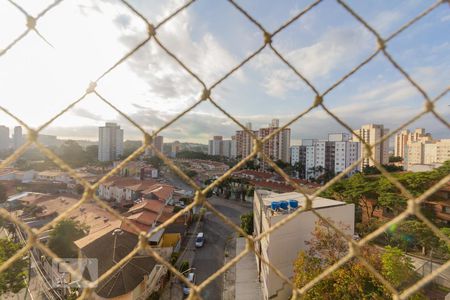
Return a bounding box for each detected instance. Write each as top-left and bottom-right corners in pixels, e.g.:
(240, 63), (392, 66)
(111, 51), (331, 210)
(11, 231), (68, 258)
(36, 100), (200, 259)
(234, 238), (261, 300)
(223, 234), (237, 300)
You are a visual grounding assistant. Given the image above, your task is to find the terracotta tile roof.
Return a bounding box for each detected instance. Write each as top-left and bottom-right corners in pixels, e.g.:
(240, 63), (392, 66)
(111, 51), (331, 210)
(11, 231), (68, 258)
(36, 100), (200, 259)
(142, 184), (174, 202)
(74, 220), (121, 249)
(126, 179), (159, 192)
(28, 194), (119, 233)
(120, 220), (150, 234)
(127, 210), (158, 226)
(0, 168), (16, 177)
(128, 200), (165, 214)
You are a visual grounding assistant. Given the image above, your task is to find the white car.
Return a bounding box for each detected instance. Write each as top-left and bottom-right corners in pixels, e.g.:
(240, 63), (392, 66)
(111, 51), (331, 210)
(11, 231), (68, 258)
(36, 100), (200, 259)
(195, 232), (205, 248)
(182, 272), (196, 295)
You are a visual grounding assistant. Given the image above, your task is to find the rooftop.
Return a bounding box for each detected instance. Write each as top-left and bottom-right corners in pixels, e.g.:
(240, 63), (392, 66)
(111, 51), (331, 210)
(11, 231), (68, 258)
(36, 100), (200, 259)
(259, 191), (346, 218)
(79, 228), (156, 298)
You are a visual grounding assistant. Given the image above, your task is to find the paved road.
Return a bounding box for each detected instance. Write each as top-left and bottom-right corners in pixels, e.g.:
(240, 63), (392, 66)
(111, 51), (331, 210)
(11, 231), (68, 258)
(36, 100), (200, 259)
(192, 196), (251, 300)
(163, 169), (195, 193)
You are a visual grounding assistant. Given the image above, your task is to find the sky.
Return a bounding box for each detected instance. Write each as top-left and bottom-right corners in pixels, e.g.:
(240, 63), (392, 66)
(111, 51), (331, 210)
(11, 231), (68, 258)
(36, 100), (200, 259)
(0, 0), (449, 144)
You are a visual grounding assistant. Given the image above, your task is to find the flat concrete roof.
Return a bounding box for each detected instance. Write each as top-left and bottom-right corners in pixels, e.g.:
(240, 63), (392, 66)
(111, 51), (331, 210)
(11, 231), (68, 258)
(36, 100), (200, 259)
(260, 191), (346, 209)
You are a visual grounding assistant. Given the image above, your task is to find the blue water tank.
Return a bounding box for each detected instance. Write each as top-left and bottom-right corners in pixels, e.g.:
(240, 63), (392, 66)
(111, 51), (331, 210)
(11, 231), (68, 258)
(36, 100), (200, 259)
(279, 201), (289, 210)
(289, 200), (299, 209)
(271, 201), (280, 211)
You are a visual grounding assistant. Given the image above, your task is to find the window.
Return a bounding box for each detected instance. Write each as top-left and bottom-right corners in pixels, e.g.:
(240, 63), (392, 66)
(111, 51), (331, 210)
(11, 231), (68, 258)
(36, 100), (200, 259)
(443, 206), (450, 214)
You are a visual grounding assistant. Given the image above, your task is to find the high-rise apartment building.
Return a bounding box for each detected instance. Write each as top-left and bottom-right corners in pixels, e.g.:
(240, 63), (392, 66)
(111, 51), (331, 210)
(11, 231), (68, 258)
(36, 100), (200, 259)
(170, 141), (181, 158)
(12, 126), (23, 150)
(208, 136), (223, 156)
(353, 124), (389, 169)
(405, 139), (450, 169)
(207, 136), (237, 158)
(0, 126), (10, 151)
(222, 139), (237, 158)
(394, 128), (431, 158)
(98, 123), (124, 161)
(258, 119), (291, 164)
(291, 134), (359, 179)
(235, 122), (256, 158)
(144, 135), (164, 157)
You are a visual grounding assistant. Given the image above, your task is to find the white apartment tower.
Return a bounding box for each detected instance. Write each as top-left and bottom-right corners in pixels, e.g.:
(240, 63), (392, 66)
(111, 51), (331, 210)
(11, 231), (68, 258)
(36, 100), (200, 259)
(98, 123), (124, 162)
(208, 136), (223, 156)
(353, 124), (389, 169)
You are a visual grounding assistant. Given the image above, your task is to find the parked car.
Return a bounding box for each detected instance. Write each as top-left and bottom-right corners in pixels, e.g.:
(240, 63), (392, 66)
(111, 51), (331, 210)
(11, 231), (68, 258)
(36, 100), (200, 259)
(182, 272), (196, 296)
(195, 232), (205, 248)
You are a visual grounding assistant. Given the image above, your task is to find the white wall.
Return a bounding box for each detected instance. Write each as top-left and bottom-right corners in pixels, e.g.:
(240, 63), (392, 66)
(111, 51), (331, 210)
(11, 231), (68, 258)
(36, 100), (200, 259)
(261, 204), (355, 299)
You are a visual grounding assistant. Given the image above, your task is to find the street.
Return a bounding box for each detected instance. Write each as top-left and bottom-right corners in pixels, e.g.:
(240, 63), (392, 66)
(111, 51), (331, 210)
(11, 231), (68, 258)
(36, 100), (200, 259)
(192, 196), (251, 300)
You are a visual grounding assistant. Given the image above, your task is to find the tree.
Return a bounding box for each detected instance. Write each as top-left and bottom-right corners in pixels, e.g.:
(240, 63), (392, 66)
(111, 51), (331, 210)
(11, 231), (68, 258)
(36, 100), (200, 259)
(145, 156), (163, 170)
(185, 170), (198, 178)
(293, 220), (425, 299)
(179, 261), (189, 274)
(381, 246), (415, 287)
(48, 219), (89, 258)
(292, 161), (305, 179)
(59, 140), (87, 168)
(240, 212), (253, 235)
(389, 156), (403, 163)
(0, 183), (6, 204)
(0, 239), (28, 295)
(388, 220), (440, 255)
(377, 177), (407, 215)
(85, 145), (98, 163)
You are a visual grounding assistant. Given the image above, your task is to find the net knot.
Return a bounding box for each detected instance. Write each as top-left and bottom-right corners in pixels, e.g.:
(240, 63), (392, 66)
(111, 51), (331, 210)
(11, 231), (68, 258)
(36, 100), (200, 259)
(26, 16), (36, 29)
(377, 37), (386, 50)
(424, 101), (434, 112)
(200, 89), (210, 101)
(86, 81), (97, 94)
(313, 95), (323, 107)
(147, 23), (156, 37)
(28, 129), (38, 142)
(144, 133), (153, 146)
(264, 32), (272, 44)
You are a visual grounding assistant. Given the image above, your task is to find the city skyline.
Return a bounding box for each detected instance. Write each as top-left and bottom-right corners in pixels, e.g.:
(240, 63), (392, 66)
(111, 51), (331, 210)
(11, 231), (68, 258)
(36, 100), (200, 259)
(0, 1), (448, 143)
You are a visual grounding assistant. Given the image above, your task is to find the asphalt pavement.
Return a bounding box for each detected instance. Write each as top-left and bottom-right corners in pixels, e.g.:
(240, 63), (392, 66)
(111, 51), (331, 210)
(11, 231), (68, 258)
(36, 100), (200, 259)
(192, 196), (252, 300)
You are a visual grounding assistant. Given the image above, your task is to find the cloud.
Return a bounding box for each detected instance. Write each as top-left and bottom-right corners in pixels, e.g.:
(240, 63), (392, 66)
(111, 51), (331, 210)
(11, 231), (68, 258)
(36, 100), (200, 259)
(255, 26), (372, 97)
(71, 108), (103, 121)
(110, 1), (246, 103)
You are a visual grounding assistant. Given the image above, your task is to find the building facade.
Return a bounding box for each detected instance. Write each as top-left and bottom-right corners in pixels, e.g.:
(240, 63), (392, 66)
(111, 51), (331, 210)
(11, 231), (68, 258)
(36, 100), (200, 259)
(257, 119), (291, 164)
(208, 136), (223, 156)
(353, 124), (389, 169)
(254, 190), (355, 299)
(12, 126), (23, 150)
(0, 125), (10, 150)
(98, 123), (124, 161)
(235, 122), (256, 158)
(394, 128), (432, 159)
(292, 135), (359, 179)
(406, 139), (450, 170)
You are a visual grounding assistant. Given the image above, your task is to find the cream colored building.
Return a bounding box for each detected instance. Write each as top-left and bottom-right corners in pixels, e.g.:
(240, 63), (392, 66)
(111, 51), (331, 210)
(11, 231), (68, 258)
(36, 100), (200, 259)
(353, 124), (389, 169)
(395, 128), (432, 159)
(254, 191), (355, 299)
(406, 139), (450, 170)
